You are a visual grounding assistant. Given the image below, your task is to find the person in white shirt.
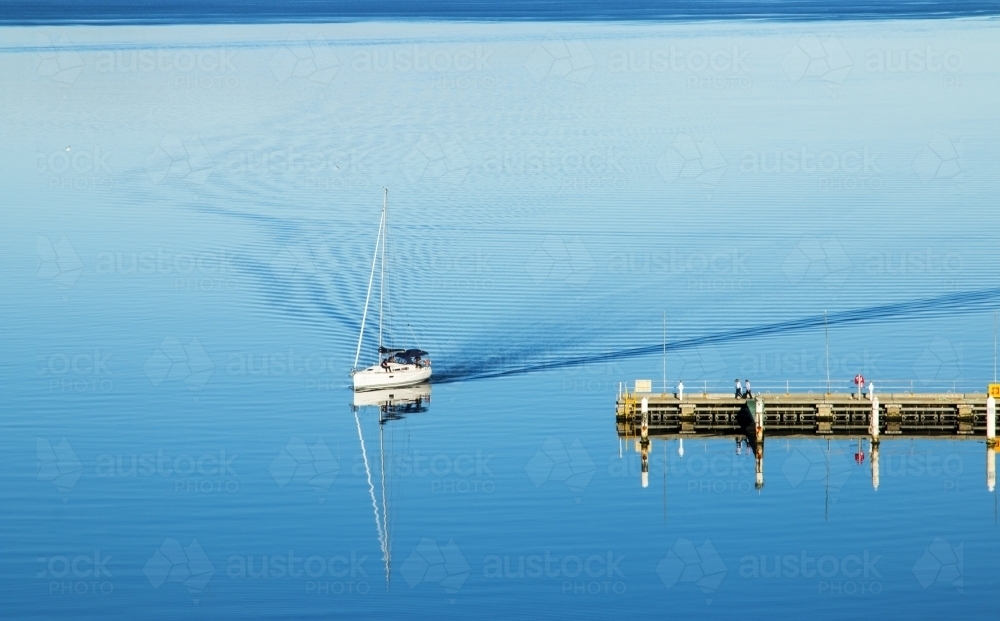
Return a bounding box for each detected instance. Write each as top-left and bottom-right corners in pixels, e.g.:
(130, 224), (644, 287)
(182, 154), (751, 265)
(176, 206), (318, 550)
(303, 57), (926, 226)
(735, 379), (743, 398)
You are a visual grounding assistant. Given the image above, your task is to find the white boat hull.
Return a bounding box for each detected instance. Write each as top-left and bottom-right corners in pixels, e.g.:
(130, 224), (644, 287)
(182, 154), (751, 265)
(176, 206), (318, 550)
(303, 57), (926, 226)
(352, 363), (432, 391)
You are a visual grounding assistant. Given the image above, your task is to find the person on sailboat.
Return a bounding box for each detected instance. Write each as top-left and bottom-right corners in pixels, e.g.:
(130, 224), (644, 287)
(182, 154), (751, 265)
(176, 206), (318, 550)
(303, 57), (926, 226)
(381, 358), (391, 372)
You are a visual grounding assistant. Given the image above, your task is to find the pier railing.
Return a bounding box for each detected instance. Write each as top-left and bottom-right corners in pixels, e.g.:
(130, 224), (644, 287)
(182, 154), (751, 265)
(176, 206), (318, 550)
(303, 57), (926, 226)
(620, 379), (987, 396)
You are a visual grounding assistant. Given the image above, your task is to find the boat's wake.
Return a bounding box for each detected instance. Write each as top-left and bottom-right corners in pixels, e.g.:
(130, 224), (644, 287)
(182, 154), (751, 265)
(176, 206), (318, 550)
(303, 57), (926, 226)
(431, 286), (1000, 384)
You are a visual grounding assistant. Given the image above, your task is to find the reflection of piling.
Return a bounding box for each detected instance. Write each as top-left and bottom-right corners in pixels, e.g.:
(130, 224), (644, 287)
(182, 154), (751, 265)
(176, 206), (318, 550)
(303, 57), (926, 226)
(754, 399), (764, 445)
(870, 397), (880, 445)
(988, 447), (996, 493)
(871, 441), (880, 491)
(755, 398), (764, 490)
(755, 444), (764, 491)
(987, 396), (996, 448)
(640, 399), (649, 488)
(640, 440), (649, 488)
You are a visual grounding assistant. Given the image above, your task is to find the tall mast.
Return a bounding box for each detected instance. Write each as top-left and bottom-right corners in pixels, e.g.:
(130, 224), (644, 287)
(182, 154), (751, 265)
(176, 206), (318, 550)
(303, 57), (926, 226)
(378, 189), (386, 353)
(353, 204), (385, 370)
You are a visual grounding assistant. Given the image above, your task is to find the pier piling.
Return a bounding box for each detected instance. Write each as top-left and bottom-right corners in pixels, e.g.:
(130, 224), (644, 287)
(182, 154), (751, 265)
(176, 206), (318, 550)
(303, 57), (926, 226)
(870, 397), (880, 444)
(987, 396), (996, 448)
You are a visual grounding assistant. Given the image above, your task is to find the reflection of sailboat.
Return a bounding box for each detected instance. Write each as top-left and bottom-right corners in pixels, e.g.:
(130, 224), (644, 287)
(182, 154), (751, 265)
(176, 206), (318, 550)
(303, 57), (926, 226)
(353, 383), (431, 416)
(352, 383), (431, 588)
(352, 189), (432, 391)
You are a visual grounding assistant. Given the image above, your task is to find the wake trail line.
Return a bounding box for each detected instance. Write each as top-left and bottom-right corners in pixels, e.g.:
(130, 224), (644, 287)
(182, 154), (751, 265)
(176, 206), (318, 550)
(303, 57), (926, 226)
(433, 285), (1000, 384)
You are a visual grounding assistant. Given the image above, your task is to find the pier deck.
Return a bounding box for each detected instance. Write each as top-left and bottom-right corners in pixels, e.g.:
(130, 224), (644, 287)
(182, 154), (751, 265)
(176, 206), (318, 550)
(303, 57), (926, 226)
(616, 391), (991, 438)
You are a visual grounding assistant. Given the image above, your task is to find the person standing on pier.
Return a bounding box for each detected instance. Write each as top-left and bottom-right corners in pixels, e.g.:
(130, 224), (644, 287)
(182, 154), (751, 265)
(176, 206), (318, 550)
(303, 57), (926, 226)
(745, 379), (753, 399)
(867, 380), (875, 400)
(735, 379), (743, 398)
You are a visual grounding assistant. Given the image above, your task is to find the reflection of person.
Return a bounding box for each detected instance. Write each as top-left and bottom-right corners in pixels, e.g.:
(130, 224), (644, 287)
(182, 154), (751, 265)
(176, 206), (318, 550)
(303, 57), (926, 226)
(745, 379), (753, 399)
(735, 379), (743, 398)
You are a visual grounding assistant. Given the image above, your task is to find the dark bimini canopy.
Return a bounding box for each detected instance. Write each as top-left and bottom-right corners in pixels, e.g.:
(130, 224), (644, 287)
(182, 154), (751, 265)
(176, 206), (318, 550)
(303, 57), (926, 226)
(379, 347), (428, 361)
(398, 349), (428, 361)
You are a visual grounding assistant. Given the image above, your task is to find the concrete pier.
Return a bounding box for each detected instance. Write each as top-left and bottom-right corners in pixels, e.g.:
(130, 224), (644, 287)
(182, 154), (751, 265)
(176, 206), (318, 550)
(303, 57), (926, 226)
(616, 390), (992, 438)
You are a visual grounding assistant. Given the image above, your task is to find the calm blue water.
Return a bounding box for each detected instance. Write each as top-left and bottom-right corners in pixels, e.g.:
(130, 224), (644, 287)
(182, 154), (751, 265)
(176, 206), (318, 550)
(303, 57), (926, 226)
(3, 15), (1000, 620)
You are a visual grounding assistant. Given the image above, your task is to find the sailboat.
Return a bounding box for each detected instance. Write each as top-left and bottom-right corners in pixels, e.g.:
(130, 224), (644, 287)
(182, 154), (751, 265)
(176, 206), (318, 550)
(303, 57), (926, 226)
(352, 189), (432, 391)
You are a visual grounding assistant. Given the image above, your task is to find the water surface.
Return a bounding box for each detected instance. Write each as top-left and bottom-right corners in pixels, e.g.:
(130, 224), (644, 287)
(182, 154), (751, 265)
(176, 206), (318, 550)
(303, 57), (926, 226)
(2, 17), (999, 619)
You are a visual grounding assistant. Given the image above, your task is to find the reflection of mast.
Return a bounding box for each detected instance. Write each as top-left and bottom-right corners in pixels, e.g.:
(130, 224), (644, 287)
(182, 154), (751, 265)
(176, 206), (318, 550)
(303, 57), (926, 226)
(379, 409), (391, 586)
(662, 441), (667, 523)
(354, 409), (390, 588)
(824, 439), (830, 522)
